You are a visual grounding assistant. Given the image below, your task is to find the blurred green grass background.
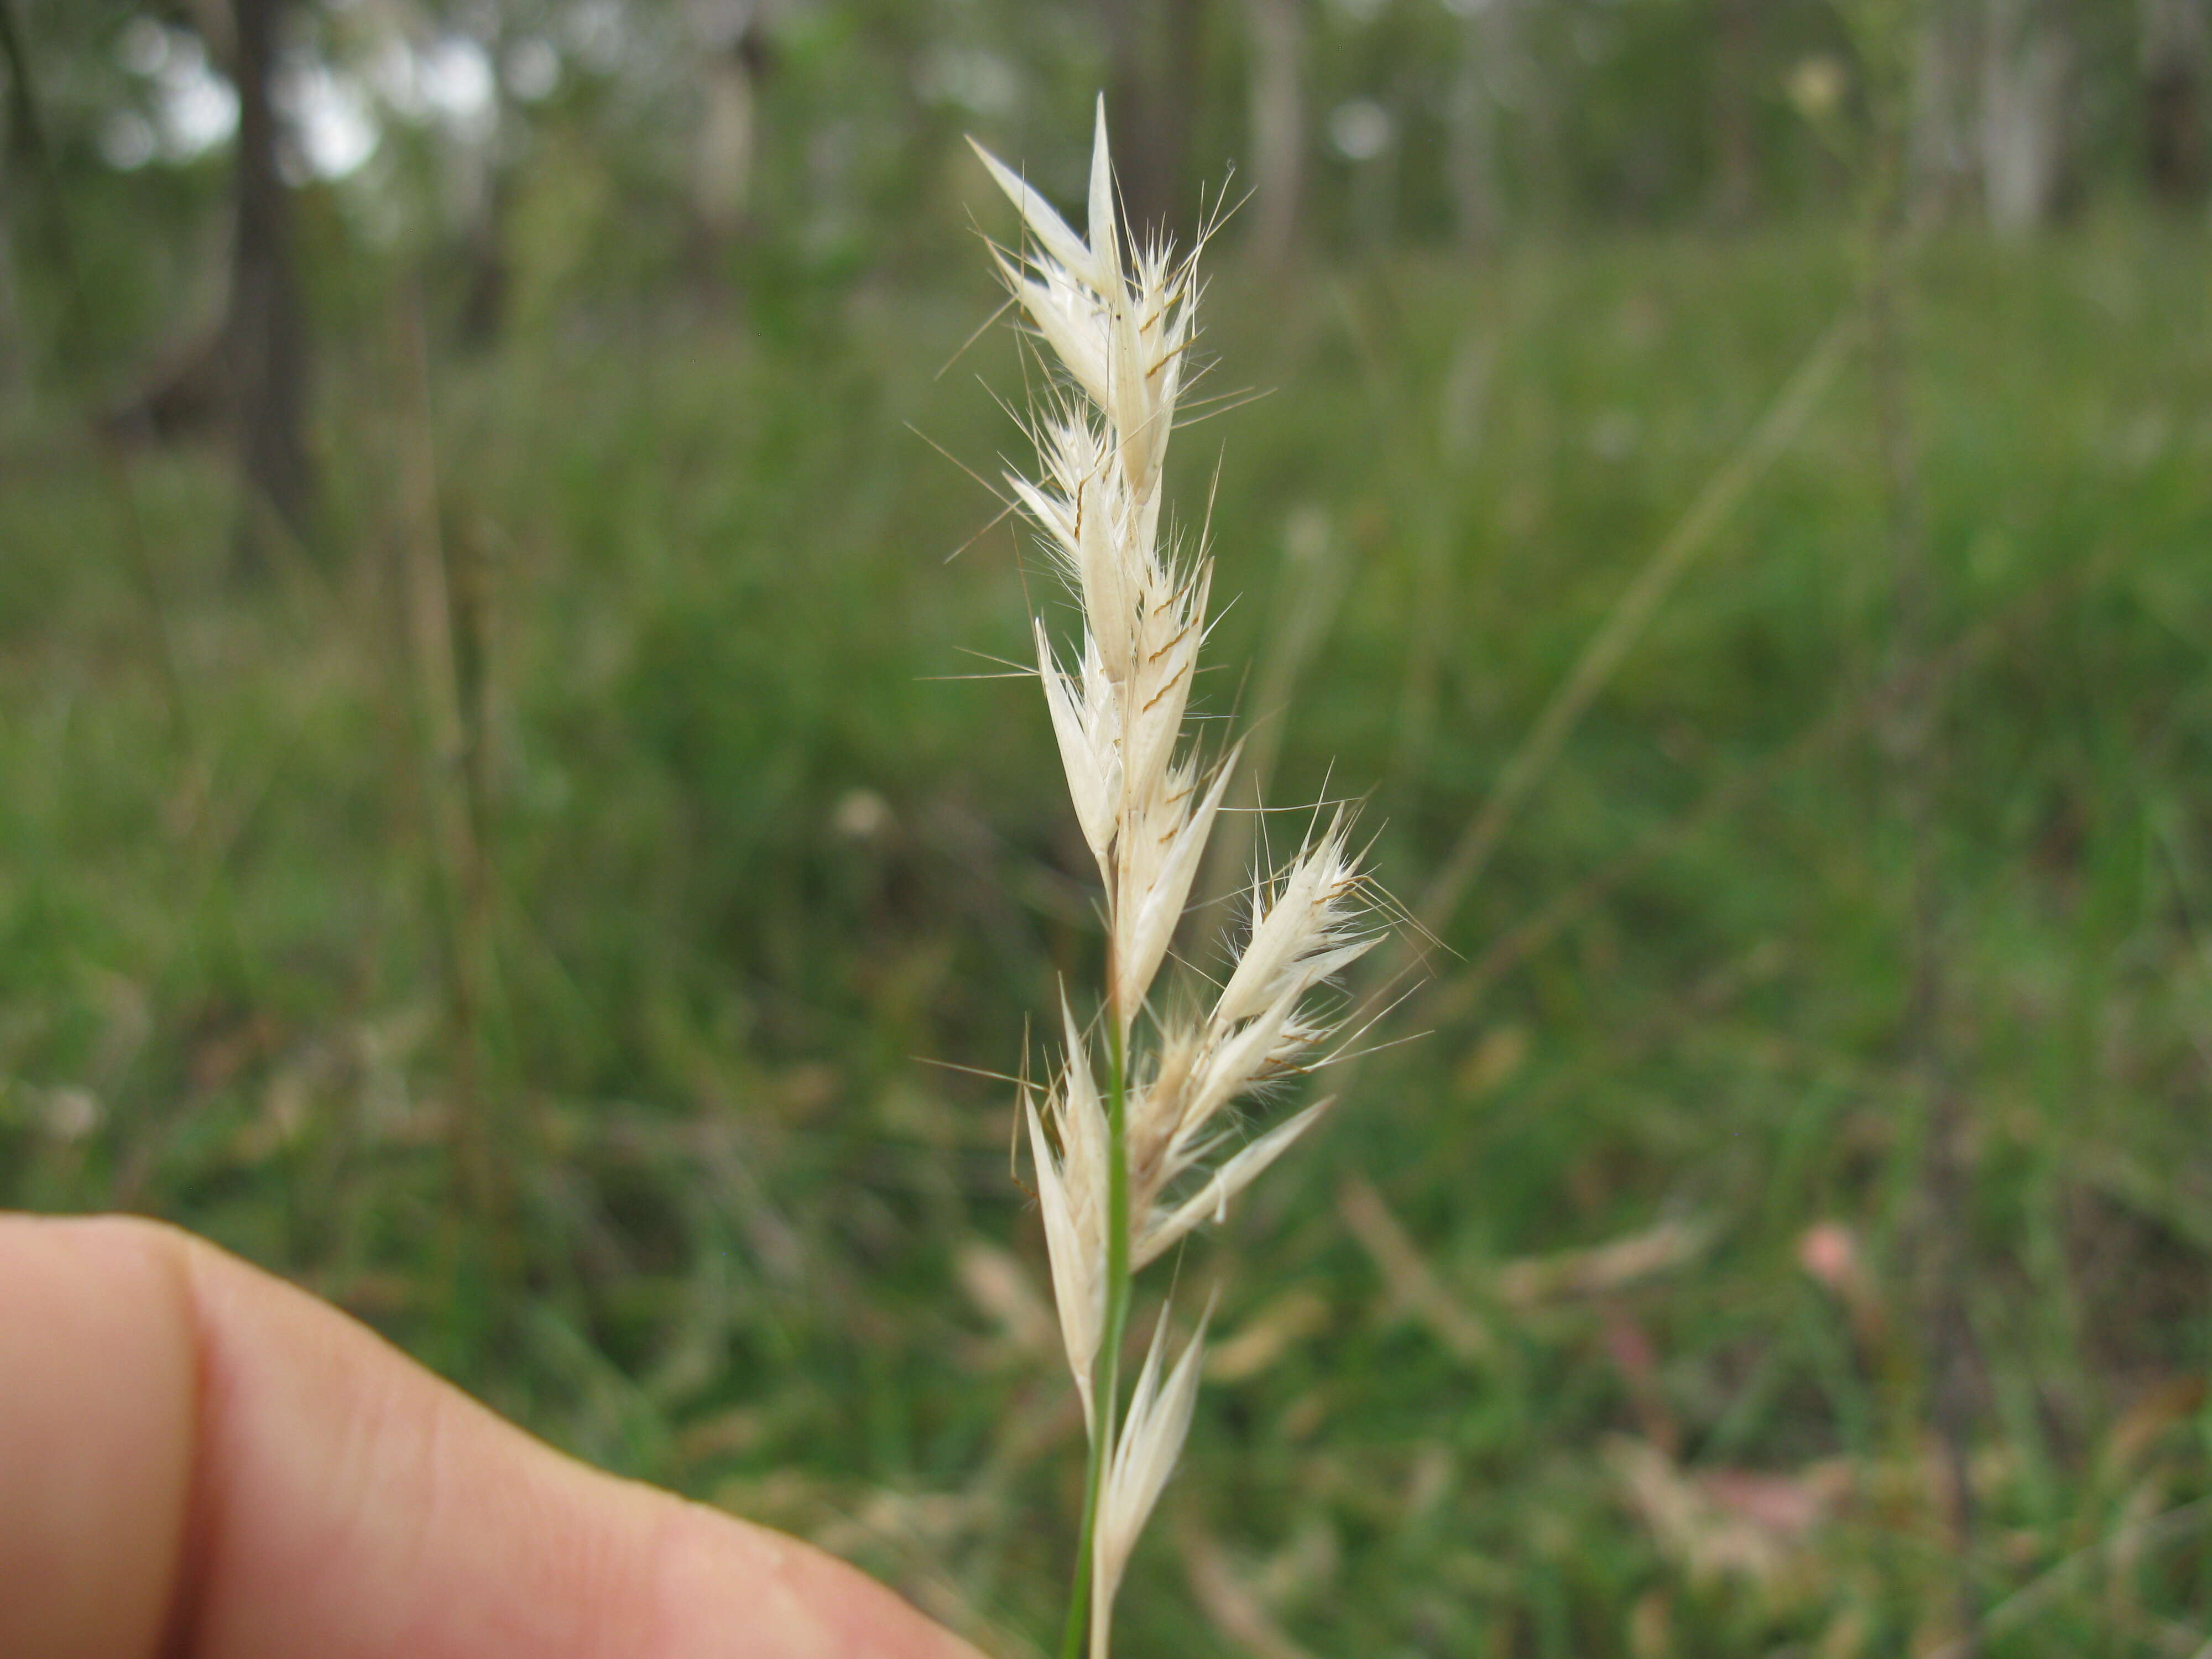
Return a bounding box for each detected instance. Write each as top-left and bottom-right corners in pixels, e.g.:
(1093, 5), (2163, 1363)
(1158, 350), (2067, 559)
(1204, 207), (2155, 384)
(7, 213), (2212, 1656)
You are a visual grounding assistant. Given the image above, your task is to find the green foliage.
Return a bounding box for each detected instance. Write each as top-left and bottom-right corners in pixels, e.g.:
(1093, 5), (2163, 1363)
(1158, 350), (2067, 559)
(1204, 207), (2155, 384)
(8, 0), (2193, 399)
(6, 217), (2212, 1655)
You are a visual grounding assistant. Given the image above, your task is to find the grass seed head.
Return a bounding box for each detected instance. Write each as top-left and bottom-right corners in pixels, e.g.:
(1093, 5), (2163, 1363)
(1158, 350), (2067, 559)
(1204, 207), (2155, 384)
(976, 99), (1393, 1659)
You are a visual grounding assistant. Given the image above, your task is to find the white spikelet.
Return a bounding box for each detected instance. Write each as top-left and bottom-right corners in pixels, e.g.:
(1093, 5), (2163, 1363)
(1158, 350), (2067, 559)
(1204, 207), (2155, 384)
(1085, 97), (1120, 298)
(1138, 1099), (1333, 1269)
(1090, 1302), (1209, 1659)
(1214, 816), (1378, 1030)
(1026, 1004), (1110, 1427)
(1120, 560), (1209, 809)
(1037, 623), (1119, 870)
(968, 142), (1097, 289)
(1178, 982), (1304, 1142)
(1115, 749), (1239, 1021)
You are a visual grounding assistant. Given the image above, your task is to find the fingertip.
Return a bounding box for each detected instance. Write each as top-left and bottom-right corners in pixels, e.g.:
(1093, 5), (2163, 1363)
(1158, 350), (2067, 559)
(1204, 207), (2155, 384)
(0, 1215), (993, 1659)
(648, 1500), (991, 1659)
(0, 1213), (202, 1659)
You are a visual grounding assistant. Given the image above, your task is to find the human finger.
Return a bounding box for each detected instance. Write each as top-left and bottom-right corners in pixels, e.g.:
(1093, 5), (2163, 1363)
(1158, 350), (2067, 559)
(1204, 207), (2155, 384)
(0, 1213), (986, 1659)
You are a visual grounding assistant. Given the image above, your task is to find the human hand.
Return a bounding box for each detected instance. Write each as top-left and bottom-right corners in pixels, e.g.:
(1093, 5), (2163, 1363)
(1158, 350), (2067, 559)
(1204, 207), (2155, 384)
(0, 1213), (984, 1659)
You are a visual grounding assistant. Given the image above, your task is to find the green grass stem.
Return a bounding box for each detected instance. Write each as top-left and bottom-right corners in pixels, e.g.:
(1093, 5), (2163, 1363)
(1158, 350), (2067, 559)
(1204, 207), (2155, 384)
(1060, 1012), (1131, 1659)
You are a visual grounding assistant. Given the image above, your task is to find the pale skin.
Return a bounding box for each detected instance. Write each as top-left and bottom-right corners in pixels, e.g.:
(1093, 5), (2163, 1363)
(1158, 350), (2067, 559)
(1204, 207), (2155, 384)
(0, 1213), (984, 1659)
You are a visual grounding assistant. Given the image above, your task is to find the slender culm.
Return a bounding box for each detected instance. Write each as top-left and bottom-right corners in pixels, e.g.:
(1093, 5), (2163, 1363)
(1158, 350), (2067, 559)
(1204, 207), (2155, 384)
(973, 101), (1390, 1659)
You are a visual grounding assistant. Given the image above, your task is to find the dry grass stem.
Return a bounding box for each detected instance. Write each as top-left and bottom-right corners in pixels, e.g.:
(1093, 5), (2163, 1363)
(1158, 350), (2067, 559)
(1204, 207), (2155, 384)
(1412, 308), (1858, 943)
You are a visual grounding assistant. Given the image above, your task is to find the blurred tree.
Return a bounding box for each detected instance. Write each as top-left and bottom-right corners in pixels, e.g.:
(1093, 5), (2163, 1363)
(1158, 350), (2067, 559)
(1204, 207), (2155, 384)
(224, 0), (312, 543)
(1709, 0), (1764, 222)
(1910, 0), (1978, 202)
(1443, 0), (1513, 249)
(2141, 0), (2208, 197)
(688, 0), (770, 249)
(0, 0), (40, 389)
(1103, 0), (1206, 240)
(1242, 0), (1302, 264)
(0, 0), (2187, 401)
(0, 0), (38, 159)
(1980, 0), (2073, 233)
(1, 0), (156, 375)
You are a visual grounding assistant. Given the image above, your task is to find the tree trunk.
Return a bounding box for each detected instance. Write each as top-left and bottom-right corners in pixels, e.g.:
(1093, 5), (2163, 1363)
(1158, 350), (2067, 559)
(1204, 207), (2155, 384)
(695, 46), (759, 236)
(0, 215), (20, 395)
(2142, 0), (2209, 199)
(1980, 0), (2072, 235)
(226, 0), (312, 548)
(1242, 0), (1302, 266)
(1911, 0), (1979, 205)
(1708, 0), (1760, 225)
(691, 1), (764, 241)
(1103, 0), (1206, 244)
(1446, 0), (1505, 250)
